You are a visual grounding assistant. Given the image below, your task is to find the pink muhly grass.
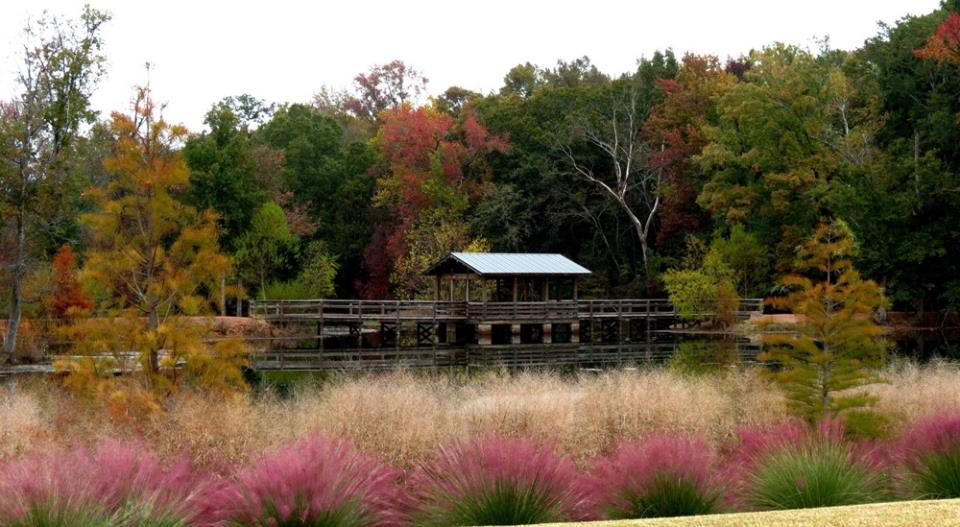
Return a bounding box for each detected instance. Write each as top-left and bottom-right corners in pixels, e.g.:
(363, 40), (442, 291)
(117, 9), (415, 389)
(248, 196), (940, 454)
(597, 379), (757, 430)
(726, 419), (852, 476)
(726, 420), (890, 510)
(895, 412), (960, 498)
(899, 412), (960, 459)
(0, 440), (200, 523)
(583, 436), (723, 519)
(408, 435), (586, 526)
(203, 435), (404, 527)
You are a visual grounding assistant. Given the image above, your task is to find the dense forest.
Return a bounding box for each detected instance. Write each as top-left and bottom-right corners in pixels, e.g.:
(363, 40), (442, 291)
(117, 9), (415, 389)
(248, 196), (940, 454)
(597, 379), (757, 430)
(3, 3), (960, 356)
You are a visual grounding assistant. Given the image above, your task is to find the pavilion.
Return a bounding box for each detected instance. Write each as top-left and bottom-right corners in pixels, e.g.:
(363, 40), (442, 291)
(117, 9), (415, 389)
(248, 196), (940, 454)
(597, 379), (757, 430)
(424, 252), (592, 302)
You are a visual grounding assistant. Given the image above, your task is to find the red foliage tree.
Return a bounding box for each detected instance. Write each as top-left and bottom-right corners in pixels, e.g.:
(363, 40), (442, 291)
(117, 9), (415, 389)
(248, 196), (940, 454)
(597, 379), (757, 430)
(643, 55), (734, 254)
(915, 12), (960, 64)
(49, 244), (93, 317)
(360, 105), (507, 297)
(344, 60), (429, 121)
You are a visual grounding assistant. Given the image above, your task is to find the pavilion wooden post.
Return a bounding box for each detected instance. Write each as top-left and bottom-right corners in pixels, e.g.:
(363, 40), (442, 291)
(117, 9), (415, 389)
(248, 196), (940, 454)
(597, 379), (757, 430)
(465, 279), (471, 302)
(449, 278), (454, 301)
(435, 275), (441, 301)
(543, 278), (550, 301)
(512, 276), (518, 302)
(573, 277), (579, 300)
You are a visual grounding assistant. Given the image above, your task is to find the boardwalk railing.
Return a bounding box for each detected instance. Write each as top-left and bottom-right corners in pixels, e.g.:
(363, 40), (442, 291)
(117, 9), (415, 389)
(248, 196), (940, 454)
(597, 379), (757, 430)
(250, 298), (764, 323)
(250, 300), (466, 321)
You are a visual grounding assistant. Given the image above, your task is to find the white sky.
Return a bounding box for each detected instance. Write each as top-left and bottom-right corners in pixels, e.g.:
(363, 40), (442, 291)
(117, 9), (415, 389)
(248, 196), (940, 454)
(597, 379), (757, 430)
(0, 0), (944, 131)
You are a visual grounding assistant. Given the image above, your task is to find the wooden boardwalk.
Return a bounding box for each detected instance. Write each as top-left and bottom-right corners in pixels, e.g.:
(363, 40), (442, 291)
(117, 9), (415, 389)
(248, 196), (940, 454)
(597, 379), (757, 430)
(250, 298), (764, 324)
(244, 298), (765, 369)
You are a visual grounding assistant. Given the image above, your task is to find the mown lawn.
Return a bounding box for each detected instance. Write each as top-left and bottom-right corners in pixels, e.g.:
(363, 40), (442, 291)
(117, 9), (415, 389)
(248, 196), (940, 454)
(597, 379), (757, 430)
(537, 499), (960, 527)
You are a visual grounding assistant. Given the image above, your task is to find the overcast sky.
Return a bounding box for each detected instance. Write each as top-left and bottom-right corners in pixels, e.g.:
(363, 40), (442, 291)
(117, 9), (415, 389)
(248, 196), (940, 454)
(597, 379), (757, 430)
(0, 0), (944, 131)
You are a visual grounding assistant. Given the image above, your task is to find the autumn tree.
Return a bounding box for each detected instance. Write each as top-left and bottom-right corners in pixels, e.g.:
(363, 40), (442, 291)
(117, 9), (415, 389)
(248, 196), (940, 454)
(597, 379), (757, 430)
(760, 219), (888, 425)
(343, 60), (428, 121)
(69, 89), (243, 400)
(390, 209), (490, 299)
(363, 103), (506, 297)
(697, 44), (874, 277)
(643, 55), (735, 258)
(915, 11), (960, 64)
(1, 6), (108, 360)
(48, 244), (92, 318)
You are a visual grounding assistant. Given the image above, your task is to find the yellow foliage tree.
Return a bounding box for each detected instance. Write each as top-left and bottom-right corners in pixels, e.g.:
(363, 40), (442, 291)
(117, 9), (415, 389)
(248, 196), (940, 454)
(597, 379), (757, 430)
(58, 89), (247, 416)
(760, 219), (888, 425)
(390, 209), (489, 300)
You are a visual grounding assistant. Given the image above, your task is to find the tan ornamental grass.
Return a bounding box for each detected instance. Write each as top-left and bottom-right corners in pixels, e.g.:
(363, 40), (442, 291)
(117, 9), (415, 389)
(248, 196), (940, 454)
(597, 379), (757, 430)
(2, 361), (960, 469)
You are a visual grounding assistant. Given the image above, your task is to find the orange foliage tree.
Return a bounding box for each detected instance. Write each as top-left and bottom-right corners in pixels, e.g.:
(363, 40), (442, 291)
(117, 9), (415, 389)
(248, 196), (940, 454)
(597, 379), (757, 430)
(58, 89), (246, 418)
(49, 244), (93, 318)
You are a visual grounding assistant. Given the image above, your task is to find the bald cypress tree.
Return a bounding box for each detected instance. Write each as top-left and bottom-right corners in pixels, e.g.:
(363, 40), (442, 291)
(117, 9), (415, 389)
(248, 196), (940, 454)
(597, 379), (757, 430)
(761, 219), (889, 424)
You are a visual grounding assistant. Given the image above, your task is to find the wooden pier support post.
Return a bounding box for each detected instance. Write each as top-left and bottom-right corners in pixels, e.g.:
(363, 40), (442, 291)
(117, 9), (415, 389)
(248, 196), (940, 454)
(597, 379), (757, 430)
(349, 322), (363, 348)
(511, 323), (521, 344)
(478, 323), (492, 346)
(542, 323), (552, 344)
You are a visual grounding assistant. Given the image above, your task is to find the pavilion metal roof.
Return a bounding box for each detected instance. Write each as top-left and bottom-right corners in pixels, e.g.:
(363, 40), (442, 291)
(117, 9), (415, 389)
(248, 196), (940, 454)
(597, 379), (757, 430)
(425, 252), (592, 277)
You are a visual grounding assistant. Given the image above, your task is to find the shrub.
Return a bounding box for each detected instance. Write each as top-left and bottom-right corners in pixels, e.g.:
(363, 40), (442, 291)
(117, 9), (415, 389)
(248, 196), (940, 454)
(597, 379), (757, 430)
(663, 248), (738, 327)
(410, 436), (584, 526)
(898, 412), (960, 498)
(0, 441), (198, 526)
(205, 436), (402, 527)
(263, 279), (312, 300)
(584, 436), (722, 519)
(744, 441), (883, 510)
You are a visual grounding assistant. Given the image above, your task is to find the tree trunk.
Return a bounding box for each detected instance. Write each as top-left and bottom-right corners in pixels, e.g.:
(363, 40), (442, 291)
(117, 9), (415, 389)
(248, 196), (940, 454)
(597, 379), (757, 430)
(821, 361), (832, 421)
(2, 216), (26, 360)
(627, 214), (650, 277)
(219, 274), (226, 316)
(236, 277), (243, 317)
(146, 307), (160, 374)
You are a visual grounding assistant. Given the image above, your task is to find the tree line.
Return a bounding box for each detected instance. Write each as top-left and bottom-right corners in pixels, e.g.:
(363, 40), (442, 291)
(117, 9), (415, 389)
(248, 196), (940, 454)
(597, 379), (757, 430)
(3, 3), (960, 360)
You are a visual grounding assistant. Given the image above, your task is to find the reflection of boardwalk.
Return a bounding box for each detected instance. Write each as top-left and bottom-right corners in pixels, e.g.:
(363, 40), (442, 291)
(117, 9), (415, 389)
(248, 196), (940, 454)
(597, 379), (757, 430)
(251, 341), (763, 371)
(251, 298), (764, 348)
